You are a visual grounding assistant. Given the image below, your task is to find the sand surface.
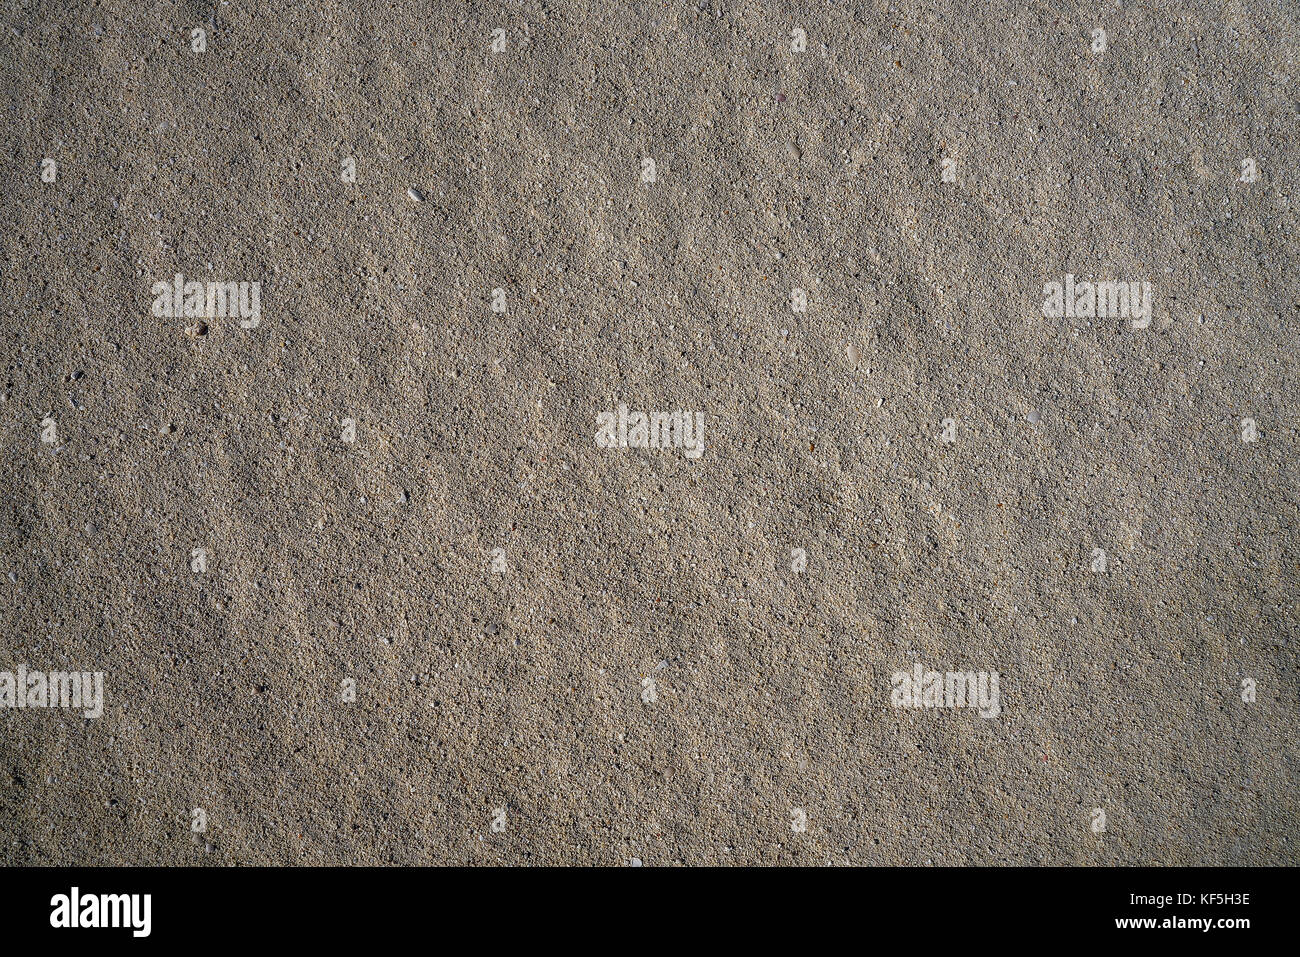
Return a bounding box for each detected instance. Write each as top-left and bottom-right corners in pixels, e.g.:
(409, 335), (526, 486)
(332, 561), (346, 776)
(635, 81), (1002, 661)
(1, 1), (1297, 864)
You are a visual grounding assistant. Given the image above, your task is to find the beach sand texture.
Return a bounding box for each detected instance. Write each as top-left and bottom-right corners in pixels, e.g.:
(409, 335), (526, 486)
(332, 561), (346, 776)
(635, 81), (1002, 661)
(1, 1), (1296, 864)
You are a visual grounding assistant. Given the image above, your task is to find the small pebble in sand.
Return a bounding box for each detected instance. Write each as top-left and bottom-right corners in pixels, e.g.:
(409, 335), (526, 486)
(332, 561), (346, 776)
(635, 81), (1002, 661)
(407, 186), (425, 202)
(846, 344), (861, 363)
(1027, 410), (1041, 424)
